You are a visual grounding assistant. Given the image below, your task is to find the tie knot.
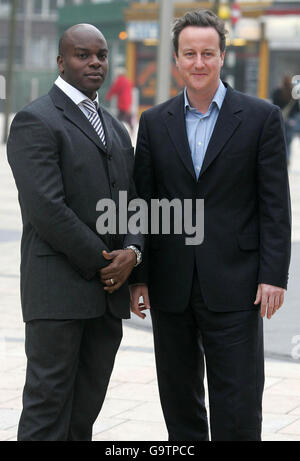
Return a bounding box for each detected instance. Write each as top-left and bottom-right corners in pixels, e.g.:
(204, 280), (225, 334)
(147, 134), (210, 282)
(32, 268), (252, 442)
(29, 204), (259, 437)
(82, 99), (98, 113)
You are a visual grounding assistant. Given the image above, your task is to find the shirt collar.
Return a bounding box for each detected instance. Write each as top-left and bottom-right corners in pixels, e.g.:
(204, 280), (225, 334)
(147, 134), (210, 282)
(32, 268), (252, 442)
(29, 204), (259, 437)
(184, 80), (226, 115)
(55, 75), (99, 109)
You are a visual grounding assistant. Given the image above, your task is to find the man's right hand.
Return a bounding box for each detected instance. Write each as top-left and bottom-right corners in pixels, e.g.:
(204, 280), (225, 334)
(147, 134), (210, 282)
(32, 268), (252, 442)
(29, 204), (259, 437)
(129, 284), (151, 319)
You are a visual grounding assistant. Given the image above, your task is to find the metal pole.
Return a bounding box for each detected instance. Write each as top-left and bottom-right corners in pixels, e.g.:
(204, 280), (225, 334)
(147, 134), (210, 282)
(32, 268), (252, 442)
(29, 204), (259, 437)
(213, 0), (220, 15)
(3, 0), (18, 144)
(24, 0), (33, 70)
(155, 0), (174, 105)
(258, 21), (269, 99)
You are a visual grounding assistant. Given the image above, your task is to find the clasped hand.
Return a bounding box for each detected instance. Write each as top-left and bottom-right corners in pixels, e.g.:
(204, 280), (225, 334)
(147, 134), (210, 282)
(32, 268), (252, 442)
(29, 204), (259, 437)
(99, 249), (136, 294)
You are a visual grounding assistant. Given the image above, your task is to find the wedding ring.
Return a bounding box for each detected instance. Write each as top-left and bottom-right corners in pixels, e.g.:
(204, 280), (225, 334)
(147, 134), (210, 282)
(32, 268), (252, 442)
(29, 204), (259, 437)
(110, 278), (115, 286)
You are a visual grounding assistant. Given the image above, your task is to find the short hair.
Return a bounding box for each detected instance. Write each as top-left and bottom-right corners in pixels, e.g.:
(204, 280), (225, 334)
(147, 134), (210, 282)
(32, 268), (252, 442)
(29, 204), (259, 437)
(172, 9), (227, 56)
(58, 35), (65, 55)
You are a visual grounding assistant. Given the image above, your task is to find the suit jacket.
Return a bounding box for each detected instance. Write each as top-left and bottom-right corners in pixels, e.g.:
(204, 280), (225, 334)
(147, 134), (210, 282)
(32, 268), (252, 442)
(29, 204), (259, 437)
(7, 85), (143, 322)
(132, 83), (291, 313)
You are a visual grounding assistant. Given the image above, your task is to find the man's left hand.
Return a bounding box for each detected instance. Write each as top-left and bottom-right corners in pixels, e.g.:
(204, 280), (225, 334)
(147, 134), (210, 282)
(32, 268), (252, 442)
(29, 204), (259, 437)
(254, 283), (285, 319)
(99, 249), (136, 294)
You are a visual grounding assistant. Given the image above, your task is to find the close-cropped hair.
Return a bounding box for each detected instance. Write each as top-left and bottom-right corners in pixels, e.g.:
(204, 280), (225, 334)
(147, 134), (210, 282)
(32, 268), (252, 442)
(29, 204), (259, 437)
(172, 9), (227, 56)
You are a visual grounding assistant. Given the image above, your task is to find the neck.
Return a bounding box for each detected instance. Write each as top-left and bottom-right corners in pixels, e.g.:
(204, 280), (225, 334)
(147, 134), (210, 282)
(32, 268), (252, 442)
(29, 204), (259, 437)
(59, 75), (97, 101)
(186, 82), (219, 114)
(81, 89), (97, 101)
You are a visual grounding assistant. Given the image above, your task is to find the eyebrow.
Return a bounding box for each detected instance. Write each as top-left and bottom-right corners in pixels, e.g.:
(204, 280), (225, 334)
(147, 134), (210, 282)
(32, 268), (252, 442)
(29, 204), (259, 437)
(183, 47), (217, 52)
(74, 47), (108, 53)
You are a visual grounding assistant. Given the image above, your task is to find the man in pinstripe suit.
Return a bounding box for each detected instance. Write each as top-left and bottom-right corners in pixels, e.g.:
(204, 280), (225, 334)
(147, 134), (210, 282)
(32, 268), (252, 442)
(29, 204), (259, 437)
(7, 24), (143, 441)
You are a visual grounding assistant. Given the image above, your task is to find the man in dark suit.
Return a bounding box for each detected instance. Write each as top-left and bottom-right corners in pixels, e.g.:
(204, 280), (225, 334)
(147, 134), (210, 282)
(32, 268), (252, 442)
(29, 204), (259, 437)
(130, 10), (291, 441)
(7, 24), (143, 441)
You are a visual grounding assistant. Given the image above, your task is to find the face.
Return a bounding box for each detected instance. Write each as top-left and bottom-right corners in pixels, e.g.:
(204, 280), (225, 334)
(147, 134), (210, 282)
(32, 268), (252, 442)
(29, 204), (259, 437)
(175, 26), (225, 96)
(57, 28), (108, 100)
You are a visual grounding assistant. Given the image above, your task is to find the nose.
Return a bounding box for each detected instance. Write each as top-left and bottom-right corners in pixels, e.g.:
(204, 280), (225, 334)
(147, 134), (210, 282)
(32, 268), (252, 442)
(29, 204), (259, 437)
(194, 54), (205, 69)
(89, 54), (101, 68)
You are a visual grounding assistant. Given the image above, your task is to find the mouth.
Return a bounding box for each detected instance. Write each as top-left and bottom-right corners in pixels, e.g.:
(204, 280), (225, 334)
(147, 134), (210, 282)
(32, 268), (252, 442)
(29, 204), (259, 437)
(85, 73), (104, 79)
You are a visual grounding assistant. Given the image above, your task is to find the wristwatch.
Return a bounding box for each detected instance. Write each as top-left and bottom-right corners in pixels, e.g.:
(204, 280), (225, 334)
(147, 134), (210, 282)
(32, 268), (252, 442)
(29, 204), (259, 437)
(125, 245), (142, 267)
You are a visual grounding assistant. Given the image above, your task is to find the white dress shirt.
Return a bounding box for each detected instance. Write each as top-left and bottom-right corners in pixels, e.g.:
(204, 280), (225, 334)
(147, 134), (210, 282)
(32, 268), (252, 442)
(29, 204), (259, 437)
(54, 75), (100, 119)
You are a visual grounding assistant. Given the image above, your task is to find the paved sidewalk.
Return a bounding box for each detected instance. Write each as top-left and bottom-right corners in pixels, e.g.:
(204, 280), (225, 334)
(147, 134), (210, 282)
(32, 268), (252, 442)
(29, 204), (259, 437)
(1, 138), (300, 441)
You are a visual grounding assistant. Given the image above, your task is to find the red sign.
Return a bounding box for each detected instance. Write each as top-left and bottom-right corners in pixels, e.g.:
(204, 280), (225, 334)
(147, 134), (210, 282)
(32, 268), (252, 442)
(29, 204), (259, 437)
(231, 2), (241, 26)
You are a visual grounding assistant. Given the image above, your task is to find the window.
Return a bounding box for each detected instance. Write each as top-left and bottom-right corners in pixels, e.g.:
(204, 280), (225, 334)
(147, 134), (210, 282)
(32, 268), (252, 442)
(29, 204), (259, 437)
(31, 37), (57, 69)
(90, 0), (112, 4)
(0, 0), (10, 16)
(0, 42), (23, 66)
(33, 0), (42, 15)
(17, 0), (25, 14)
(49, 0), (58, 12)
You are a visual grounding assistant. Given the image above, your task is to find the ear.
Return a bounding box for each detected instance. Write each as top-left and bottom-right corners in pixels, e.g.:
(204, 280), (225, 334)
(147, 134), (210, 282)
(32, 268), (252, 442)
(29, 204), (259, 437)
(220, 51), (225, 68)
(174, 52), (179, 67)
(57, 55), (64, 74)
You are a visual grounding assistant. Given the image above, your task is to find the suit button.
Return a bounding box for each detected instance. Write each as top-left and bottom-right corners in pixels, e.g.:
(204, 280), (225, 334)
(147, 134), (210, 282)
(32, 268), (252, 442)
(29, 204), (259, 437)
(111, 181), (116, 188)
(107, 154), (112, 160)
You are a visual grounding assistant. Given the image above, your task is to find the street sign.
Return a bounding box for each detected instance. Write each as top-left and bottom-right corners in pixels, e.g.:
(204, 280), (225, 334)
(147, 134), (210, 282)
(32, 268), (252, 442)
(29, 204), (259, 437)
(231, 2), (242, 26)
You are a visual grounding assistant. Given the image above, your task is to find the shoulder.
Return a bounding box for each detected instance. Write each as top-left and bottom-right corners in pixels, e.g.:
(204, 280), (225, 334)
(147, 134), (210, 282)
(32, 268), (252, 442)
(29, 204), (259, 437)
(9, 94), (59, 145)
(140, 93), (183, 121)
(229, 87), (279, 116)
(12, 93), (57, 128)
(17, 93), (53, 117)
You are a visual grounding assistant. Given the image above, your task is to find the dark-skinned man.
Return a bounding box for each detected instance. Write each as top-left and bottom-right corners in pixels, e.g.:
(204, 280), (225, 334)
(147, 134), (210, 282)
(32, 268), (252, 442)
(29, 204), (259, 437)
(7, 24), (143, 441)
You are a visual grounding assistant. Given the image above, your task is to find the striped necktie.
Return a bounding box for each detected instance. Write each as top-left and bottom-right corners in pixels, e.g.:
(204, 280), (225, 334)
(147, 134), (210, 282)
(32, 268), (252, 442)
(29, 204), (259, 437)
(81, 99), (106, 147)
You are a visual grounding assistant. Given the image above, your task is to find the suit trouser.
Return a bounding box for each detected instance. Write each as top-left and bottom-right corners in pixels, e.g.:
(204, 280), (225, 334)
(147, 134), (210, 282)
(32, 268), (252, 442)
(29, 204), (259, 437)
(18, 310), (122, 441)
(150, 271), (264, 441)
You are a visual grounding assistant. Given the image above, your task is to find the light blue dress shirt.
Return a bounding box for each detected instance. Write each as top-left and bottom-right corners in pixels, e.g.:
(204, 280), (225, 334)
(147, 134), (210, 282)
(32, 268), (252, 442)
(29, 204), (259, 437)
(184, 81), (227, 179)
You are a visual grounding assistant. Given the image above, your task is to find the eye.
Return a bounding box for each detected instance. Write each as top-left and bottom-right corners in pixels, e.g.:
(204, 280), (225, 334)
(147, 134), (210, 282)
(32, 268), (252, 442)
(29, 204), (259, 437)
(99, 54), (108, 61)
(78, 53), (88, 59)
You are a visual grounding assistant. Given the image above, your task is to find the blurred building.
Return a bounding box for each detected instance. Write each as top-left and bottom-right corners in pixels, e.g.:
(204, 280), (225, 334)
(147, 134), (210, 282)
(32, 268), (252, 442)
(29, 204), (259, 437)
(1, 0), (300, 113)
(57, 0), (131, 108)
(0, 0), (63, 112)
(265, 1), (300, 96)
(124, 0), (300, 111)
(0, 0), (133, 112)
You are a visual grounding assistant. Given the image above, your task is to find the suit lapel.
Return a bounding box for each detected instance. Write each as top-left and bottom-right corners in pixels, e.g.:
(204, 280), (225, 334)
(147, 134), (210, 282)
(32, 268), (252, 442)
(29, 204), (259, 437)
(163, 93), (197, 181)
(99, 106), (113, 154)
(49, 85), (107, 154)
(162, 87), (243, 180)
(199, 86), (242, 177)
